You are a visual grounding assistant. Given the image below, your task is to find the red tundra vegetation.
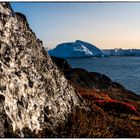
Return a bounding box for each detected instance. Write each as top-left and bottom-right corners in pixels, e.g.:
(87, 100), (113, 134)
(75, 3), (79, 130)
(50, 56), (140, 138)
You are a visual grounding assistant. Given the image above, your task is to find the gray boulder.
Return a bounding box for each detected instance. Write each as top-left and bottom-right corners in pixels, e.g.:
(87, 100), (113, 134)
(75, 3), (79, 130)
(0, 2), (84, 137)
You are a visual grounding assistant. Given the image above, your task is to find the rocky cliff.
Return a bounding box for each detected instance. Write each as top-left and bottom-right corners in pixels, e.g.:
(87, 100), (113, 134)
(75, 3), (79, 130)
(0, 2), (84, 137)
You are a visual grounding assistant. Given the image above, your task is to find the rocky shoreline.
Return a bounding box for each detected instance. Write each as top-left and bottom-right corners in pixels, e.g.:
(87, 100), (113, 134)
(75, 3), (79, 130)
(51, 56), (140, 137)
(1, 2), (140, 137)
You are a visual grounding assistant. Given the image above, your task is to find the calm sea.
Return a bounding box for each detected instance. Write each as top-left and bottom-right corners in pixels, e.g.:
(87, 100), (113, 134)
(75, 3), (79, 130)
(66, 56), (140, 95)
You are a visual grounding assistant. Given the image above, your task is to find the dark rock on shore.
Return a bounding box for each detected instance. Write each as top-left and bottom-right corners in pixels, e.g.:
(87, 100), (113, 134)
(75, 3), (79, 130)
(65, 68), (95, 88)
(51, 56), (120, 90)
(51, 56), (72, 71)
(112, 82), (125, 89)
(51, 56), (140, 102)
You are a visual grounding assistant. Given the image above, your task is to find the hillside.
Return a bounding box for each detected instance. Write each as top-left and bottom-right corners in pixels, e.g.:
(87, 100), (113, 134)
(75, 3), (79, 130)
(51, 56), (140, 138)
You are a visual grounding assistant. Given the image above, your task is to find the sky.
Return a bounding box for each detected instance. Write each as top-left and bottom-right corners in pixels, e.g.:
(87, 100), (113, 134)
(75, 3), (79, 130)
(11, 2), (140, 50)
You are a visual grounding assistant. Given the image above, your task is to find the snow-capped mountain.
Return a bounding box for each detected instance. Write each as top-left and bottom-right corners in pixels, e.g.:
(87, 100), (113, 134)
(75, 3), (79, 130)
(48, 40), (104, 58)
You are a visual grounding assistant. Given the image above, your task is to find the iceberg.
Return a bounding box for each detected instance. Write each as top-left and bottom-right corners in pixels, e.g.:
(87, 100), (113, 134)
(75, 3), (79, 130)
(48, 40), (104, 58)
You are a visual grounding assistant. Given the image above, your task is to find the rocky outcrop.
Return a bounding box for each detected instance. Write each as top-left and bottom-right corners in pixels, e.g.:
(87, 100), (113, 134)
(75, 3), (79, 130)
(0, 2), (84, 137)
(51, 57), (117, 90)
(51, 56), (72, 71)
(51, 56), (140, 105)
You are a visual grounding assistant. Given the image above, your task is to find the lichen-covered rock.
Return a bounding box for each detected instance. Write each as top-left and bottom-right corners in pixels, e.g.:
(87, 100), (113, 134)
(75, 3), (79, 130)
(0, 2), (83, 137)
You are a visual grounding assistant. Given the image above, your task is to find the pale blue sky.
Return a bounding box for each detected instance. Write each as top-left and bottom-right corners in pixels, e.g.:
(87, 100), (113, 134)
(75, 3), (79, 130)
(11, 2), (140, 49)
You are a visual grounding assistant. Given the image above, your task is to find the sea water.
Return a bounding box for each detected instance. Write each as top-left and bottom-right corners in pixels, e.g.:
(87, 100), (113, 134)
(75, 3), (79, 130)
(66, 56), (140, 95)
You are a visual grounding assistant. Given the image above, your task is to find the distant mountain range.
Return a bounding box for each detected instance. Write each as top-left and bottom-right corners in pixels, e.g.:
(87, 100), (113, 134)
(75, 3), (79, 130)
(103, 48), (140, 56)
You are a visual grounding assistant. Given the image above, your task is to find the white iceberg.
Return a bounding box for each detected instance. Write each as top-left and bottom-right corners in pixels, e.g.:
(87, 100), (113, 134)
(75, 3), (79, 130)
(48, 40), (104, 58)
